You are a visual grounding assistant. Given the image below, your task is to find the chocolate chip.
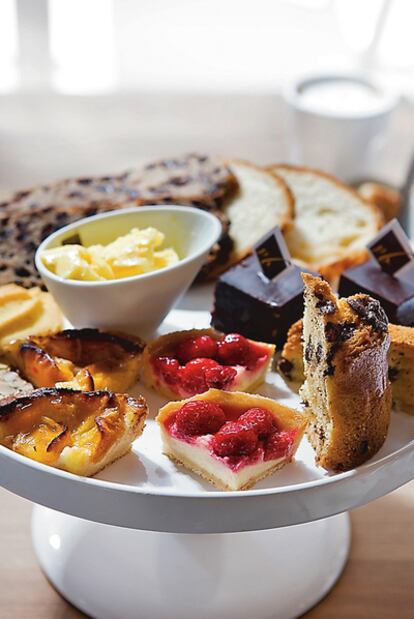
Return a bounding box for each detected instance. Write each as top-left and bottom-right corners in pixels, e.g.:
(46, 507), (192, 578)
(169, 176), (190, 186)
(14, 266), (30, 277)
(388, 367), (399, 382)
(316, 299), (335, 314)
(278, 357), (293, 379)
(323, 349), (336, 376)
(325, 321), (355, 343)
(305, 338), (313, 362)
(315, 343), (323, 363)
(78, 178), (92, 185)
(347, 296), (388, 333)
(67, 191), (84, 199)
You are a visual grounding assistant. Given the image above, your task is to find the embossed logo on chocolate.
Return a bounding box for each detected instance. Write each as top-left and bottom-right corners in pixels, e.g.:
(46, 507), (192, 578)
(253, 226), (291, 281)
(368, 219), (413, 276)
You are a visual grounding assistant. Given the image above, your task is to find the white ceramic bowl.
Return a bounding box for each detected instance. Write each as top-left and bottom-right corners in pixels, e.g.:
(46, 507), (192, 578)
(35, 205), (221, 335)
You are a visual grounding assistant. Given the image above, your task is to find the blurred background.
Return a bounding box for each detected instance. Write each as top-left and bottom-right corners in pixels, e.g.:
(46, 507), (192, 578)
(0, 0), (413, 195)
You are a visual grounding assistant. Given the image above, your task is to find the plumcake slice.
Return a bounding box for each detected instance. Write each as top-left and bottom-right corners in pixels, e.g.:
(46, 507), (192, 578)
(142, 328), (275, 400)
(0, 388), (147, 476)
(268, 165), (382, 283)
(388, 324), (414, 415)
(301, 273), (391, 472)
(4, 328), (145, 393)
(157, 389), (307, 491)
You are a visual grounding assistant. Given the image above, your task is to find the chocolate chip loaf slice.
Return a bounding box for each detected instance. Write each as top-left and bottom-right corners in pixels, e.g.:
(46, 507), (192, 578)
(388, 324), (414, 415)
(301, 273), (391, 471)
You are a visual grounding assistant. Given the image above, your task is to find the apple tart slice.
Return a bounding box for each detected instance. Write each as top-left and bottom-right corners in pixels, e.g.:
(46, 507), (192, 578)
(157, 389), (307, 491)
(143, 328), (275, 400)
(0, 388), (147, 476)
(4, 328), (145, 392)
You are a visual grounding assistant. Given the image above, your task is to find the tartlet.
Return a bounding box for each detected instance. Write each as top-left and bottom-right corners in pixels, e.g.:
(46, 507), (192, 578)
(4, 328), (145, 392)
(157, 388), (307, 491)
(142, 328), (275, 399)
(0, 388), (147, 476)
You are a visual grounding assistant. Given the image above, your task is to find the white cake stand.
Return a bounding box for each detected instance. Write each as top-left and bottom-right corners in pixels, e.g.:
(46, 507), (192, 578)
(2, 305), (414, 619)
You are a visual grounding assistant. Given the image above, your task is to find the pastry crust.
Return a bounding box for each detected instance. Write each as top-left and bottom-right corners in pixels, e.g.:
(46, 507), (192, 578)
(4, 328), (145, 393)
(142, 328), (275, 399)
(0, 388), (147, 476)
(157, 389), (308, 491)
(301, 273), (391, 471)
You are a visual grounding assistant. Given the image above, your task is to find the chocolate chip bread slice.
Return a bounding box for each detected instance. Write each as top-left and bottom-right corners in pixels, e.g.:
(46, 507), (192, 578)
(0, 362), (33, 406)
(0, 203), (118, 288)
(388, 324), (414, 415)
(301, 273), (391, 471)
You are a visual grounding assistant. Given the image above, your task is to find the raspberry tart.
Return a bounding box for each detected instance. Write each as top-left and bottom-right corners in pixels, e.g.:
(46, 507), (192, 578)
(157, 389), (307, 491)
(142, 328), (275, 400)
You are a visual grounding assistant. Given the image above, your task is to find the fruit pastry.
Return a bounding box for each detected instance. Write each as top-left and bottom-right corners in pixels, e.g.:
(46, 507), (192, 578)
(0, 388), (147, 476)
(157, 388), (307, 491)
(3, 328), (145, 392)
(301, 273), (391, 472)
(142, 328), (275, 399)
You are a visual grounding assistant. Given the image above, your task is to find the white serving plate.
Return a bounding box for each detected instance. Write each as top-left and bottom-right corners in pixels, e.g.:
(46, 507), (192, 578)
(1, 285), (414, 534)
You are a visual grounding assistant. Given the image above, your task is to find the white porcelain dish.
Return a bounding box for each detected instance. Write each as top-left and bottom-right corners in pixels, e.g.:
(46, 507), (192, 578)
(1, 304), (414, 534)
(35, 205), (221, 335)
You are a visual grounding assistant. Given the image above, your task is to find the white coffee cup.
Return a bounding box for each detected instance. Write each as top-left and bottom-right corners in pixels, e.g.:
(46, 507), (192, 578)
(284, 73), (398, 181)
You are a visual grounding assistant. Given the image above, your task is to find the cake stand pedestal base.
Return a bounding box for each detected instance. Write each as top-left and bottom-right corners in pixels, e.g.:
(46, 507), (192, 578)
(32, 505), (350, 619)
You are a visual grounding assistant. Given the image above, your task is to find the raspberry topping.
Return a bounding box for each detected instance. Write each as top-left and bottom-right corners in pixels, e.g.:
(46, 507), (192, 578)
(265, 430), (297, 460)
(238, 408), (276, 439)
(180, 358), (221, 394)
(175, 400), (226, 436)
(204, 365), (237, 389)
(176, 335), (218, 363)
(154, 356), (181, 384)
(216, 333), (252, 365)
(212, 421), (258, 457)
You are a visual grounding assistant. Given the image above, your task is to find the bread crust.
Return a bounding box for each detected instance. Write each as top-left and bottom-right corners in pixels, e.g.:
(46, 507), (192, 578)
(301, 273), (391, 471)
(267, 164), (383, 284)
(221, 159), (295, 266)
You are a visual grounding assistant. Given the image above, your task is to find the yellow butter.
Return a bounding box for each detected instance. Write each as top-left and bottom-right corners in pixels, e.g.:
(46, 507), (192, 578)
(41, 227), (179, 281)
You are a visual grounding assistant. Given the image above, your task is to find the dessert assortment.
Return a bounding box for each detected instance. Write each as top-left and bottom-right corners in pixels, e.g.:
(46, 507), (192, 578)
(1, 154), (414, 492)
(156, 389), (307, 490)
(142, 328), (275, 399)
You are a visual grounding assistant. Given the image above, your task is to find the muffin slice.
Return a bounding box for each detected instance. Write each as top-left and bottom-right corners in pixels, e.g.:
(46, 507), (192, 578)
(301, 273), (391, 471)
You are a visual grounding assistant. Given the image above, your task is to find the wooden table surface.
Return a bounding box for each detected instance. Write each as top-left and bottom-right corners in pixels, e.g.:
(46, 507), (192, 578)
(0, 93), (414, 619)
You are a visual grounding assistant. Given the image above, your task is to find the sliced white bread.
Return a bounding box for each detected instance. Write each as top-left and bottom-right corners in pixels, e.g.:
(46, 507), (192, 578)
(223, 160), (294, 263)
(268, 164), (383, 283)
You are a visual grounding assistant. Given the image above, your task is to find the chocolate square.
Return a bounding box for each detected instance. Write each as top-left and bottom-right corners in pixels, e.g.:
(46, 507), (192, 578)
(338, 258), (414, 326)
(368, 219), (413, 276)
(211, 254), (317, 346)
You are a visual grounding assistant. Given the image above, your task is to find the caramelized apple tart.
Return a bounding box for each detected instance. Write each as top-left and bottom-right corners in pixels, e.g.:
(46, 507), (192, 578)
(0, 388), (147, 476)
(142, 328), (275, 400)
(4, 328), (145, 392)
